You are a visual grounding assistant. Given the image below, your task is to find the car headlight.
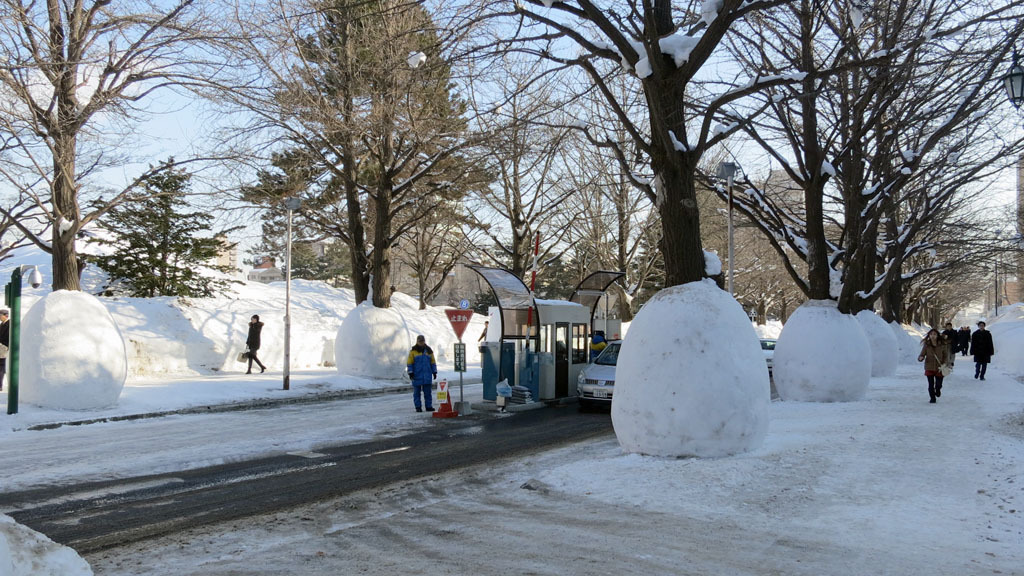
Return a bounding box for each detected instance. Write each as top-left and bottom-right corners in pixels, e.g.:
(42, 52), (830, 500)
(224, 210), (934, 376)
(577, 371), (586, 385)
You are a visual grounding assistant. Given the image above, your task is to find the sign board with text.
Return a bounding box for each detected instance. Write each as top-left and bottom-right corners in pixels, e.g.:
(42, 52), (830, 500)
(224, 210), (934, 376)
(445, 309), (474, 341)
(454, 342), (466, 372)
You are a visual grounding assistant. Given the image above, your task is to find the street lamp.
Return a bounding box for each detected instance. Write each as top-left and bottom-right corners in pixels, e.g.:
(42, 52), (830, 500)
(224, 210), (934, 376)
(1003, 49), (1024, 108)
(283, 196), (302, 391)
(717, 161), (739, 295)
(4, 265), (43, 415)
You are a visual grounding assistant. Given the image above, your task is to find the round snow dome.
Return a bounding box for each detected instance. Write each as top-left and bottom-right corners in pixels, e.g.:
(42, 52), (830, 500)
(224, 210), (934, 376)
(611, 280), (770, 458)
(773, 300), (871, 402)
(335, 302), (411, 379)
(856, 310), (898, 377)
(20, 290), (127, 410)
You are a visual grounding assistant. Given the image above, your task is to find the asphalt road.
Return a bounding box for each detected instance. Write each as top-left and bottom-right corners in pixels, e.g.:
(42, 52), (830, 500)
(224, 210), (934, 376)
(1, 405), (612, 554)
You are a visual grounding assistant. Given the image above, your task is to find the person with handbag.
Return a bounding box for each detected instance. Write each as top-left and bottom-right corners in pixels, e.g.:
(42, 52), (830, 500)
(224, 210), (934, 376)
(245, 314), (267, 374)
(918, 328), (950, 404)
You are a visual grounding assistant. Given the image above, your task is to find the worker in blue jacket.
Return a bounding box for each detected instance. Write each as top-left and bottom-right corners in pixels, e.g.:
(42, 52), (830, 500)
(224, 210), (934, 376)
(407, 334), (436, 412)
(590, 330), (607, 361)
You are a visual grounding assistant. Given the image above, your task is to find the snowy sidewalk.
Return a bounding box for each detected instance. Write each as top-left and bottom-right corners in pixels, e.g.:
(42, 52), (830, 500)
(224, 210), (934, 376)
(0, 367), (481, 432)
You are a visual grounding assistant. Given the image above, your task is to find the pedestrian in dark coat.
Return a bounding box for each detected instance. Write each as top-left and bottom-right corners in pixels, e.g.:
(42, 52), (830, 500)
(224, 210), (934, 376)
(941, 323), (958, 366)
(956, 326), (971, 357)
(918, 328), (951, 403)
(407, 334), (436, 412)
(969, 320), (994, 380)
(246, 314), (267, 374)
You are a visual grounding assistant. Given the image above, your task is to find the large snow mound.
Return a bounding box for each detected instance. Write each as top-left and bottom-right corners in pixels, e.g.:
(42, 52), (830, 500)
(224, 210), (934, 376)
(0, 514), (93, 576)
(891, 322), (927, 364)
(335, 303), (412, 379)
(774, 300), (871, 402)
(856, 310), (898, 377)
(611, 280), (770, 458)
(20, 291), (127, 410)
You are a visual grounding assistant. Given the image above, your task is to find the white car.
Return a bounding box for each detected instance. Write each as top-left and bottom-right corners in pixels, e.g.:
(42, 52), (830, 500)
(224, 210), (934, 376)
(577, 340), (620, 410)
(761, 338), (776, 374)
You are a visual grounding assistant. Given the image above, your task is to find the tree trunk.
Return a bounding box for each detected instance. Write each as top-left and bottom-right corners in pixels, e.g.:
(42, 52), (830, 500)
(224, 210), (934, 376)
(644, 1), (705, 288)
(799, 0), (831, 301)
(343, 175), (369, 304)
(51, 133), (82, 291)
(370, 182), (393, 309)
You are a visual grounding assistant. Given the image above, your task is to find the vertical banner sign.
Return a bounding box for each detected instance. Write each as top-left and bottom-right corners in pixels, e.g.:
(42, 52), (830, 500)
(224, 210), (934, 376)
(454, 342), (466, 372)
(444, 309), (474, 341)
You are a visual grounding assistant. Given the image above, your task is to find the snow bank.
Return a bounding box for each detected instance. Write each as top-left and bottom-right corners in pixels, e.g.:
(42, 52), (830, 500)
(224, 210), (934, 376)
(774, 300), (871, 402)
(20, 291), (127, 410)
(0, 514), (92, 576)
(612, 281), (769, 458)
(752, 320), (783, 339)
(985, 304), (1024, 376)
(856, 310), (898, 377)
(335, 303), (412, 379)
(890, 321), (927, 364)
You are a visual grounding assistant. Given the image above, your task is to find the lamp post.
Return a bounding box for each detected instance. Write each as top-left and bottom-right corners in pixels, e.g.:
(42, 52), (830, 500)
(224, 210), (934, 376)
(1002, 49), (1024, 108)
(717, 161), (739, 295)
(4, 265), (43, 415)
(283, 197), (302, 391)
(994, 257), (1000, 316)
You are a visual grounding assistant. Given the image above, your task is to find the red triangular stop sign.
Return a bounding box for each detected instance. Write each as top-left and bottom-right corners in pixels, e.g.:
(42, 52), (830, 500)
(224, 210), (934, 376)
(445, 309), (474, 340)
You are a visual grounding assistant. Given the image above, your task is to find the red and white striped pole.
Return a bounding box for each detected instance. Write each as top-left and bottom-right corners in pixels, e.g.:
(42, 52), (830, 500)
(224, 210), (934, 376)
(525, 232), (540, 348)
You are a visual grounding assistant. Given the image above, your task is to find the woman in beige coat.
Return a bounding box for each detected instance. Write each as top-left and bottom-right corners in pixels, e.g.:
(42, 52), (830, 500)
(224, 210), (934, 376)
(918, 328), (951, 403)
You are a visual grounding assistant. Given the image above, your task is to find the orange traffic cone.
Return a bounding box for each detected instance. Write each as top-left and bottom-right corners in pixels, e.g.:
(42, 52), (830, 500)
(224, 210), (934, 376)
(432, 379), (458, 418)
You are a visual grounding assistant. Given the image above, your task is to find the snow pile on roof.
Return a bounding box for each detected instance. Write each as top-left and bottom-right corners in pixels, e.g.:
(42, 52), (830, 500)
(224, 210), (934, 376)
(20, 291), (127, 410)
(856, 310), (898, 377)
(0, 514), (92, 576)
(612, 280), (769, 457)
(774, 300), (871, 402)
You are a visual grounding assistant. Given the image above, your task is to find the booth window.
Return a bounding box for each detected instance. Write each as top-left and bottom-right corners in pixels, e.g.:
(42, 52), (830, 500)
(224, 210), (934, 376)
(572, 324), (588, 364)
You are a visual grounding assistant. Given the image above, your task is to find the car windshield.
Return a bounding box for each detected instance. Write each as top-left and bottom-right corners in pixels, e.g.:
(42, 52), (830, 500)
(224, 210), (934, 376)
(760, 340), (776, 350)
(595, 342), (620, 366)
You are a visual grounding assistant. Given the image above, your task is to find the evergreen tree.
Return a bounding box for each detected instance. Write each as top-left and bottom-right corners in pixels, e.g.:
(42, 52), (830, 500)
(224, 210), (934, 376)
(89, 161), (238, 298)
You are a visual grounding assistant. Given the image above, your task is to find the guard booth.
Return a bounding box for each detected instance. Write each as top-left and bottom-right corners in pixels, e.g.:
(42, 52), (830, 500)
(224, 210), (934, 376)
(569, 271), (626, 341)
(471, 266), (624, 404)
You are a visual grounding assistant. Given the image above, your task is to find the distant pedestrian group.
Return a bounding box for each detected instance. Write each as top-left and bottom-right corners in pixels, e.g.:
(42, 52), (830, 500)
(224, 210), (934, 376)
(918, 320), (995, 403)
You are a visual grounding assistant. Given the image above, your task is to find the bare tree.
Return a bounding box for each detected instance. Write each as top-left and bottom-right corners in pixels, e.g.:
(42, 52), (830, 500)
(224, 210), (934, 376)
(486, 0), (793, 288)
(396, 199), (478, 309)
(716, 0), (1024, 320)
(465, 56), (578, 279)
(0, 0), (231, 290)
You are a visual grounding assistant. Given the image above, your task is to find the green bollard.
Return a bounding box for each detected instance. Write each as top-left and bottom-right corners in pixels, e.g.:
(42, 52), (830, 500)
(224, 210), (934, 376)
(5, 267), (22, 415)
